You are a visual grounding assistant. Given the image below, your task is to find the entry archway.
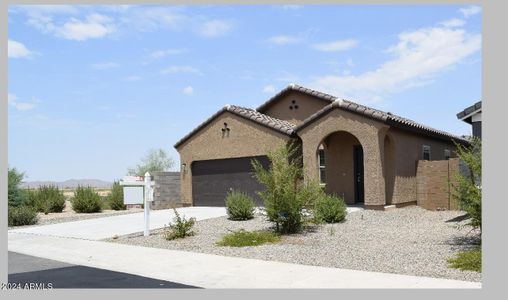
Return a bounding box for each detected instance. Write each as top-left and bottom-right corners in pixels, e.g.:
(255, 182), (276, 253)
(317, 131), (364, 205)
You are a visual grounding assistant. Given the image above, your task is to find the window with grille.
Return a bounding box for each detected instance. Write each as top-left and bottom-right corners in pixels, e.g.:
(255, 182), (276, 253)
(318, 147), (326, 184)
(422, 145), (431, 160)
(444, 149), (451, 160)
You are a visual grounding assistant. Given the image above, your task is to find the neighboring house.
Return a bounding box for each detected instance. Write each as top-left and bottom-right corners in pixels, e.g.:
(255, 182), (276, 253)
(456, 101), (482, 139)
(174, 84), (468, 209)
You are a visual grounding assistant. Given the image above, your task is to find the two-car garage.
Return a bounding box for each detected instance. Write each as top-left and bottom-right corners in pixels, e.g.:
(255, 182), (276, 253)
(191, 156), (270, 206)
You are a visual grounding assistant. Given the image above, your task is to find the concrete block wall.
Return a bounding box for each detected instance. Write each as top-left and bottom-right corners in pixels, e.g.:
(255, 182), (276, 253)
(416, 158), (460, 211)
(152, 172), (181, 209)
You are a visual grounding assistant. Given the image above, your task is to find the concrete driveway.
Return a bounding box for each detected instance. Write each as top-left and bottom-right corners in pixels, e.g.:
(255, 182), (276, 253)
(9, 206), (227, 240)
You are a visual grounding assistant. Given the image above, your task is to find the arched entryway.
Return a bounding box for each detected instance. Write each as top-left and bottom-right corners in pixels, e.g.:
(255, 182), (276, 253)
(317, 131), (364, 205)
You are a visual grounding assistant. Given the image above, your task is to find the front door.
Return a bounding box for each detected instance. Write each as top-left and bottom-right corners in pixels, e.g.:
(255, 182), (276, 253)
(353, 145), (364, 203)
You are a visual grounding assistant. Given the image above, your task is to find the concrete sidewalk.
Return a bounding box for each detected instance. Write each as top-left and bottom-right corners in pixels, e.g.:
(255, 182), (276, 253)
(8, 207), (227, 240)
(8, 233), (481, 289)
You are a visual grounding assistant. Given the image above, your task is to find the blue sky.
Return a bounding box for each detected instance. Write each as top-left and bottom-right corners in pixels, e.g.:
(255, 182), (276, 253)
(8, 4), (482, 182)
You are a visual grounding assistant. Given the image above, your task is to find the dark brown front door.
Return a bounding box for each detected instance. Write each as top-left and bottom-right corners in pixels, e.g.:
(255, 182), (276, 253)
(191, 156), (270, 206)
(353, 145), (364, 203)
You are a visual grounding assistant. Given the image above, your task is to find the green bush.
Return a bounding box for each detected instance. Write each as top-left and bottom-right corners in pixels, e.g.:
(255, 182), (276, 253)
(217, 230), (280, 247)
(314, 194), (347, 223)
(33, 185), (66, 213)
(448, 247), (481, 272)
(72, 186), (103, 213)
(225, 191), (255, 220)
(108, 181), (126, 211)
(8, 167), (27, 207)
(8, 206), (38, 226)
(164, 208), (196, 240)
(453, 137), (482, 232)
(252, 143), (319, 234)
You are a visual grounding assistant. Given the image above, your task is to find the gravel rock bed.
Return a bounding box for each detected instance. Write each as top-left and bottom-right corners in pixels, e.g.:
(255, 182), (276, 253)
(9, 208), (142, 229)
(107, 206), (481, 282)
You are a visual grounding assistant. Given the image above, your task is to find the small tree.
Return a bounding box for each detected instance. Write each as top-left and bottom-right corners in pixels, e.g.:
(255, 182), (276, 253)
(8, 167), (27, 207)
(453, 137), (481, 233)
(127, 148), (174, 176)
(108, 181), (126, 210)
(252, 143), (318, 234)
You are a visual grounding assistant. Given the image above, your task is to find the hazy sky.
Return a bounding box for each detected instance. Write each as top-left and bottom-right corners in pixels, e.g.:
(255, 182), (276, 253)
(8, 4), (482, 181)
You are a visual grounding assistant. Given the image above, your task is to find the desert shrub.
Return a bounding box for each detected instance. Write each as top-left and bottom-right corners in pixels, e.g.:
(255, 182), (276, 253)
(8, 167), (27, 207)
(448, 247), (481, 272)
(252, 143), (319, 234)
(108, 181), (126, 211)
(314, 194), (347, 223)
(217, 230), (280, 247)
(164, 208), (196, 240)
(34, 185), (66, 213)
(8, 206), (38, 226)
(453, 137), (481, 232)
(225, 191), (255, 220)
(72, 186), (102, 213)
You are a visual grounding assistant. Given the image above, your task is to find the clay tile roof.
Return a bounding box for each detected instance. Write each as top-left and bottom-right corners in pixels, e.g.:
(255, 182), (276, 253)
(175, 83), (469, 149)
(291, 87), (468, 144)
(456, 101), (481, 124)
(174, 104), (296, 148)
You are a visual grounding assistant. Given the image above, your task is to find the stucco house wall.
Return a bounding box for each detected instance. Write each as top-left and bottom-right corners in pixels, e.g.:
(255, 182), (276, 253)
(176, 111), (291, 205)
(297, 108), (389, 208)
(261, 91), (330, 125)
(388, 128), (457, 205)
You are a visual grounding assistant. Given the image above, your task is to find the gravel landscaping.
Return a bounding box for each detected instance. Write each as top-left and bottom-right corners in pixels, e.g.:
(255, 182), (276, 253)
(107, 206), (481, 282)
(9, 200), (142, 229)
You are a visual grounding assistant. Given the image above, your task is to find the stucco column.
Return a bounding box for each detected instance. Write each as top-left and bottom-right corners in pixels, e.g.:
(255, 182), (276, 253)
(302, 140), (319, 184)
(361, 131), (386, 208)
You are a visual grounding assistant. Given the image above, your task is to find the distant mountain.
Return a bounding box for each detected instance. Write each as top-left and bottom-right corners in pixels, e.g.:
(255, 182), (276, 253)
(20, 179), (113, 189)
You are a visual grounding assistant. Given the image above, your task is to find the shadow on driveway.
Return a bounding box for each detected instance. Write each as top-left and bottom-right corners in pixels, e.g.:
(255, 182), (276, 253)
(9, 252), (198, 289)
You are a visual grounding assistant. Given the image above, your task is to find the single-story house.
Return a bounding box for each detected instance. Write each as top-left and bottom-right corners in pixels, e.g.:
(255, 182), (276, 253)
(174, 84), (468, 209)
(456, 101), (482, 139)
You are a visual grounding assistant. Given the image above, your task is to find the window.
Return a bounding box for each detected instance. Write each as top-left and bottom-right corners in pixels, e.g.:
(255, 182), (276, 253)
(318, 146), (326, 184)
(422, 145), (431, 160)
(444, 149), (451, 160)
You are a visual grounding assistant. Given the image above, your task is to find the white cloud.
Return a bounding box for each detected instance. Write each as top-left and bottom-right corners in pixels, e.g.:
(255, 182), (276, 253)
(281, 5), (303, 10)
(23, 8), (116, 41)
(266, 35), (302, 45)
(310, 23), (481, 104)
(54, 13), (116, 41)
(92, 62), (120, 70)
(161, 66), (203, 76)
(312, 39), (358, 52)
(182, 86), (194, 95)
(460, 5), (482, 18)
(149, 48), (186, 59)
(124, 75), (141, 82)
(440, 18), (466, 28)
(262, 85), (276, 93)
(8, 93), (35, 111)
(8, 39), (37, 58)
(198, 20), (233, 38)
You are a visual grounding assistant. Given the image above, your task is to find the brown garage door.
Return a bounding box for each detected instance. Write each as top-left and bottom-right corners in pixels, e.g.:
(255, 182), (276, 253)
(191, 156), (270, 206)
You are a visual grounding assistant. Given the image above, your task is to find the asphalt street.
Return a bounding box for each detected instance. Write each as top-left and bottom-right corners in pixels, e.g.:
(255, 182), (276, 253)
(8, 252), (198, 289)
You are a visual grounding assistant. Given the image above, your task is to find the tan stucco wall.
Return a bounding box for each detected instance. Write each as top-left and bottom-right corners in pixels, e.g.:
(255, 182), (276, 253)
(261, 91), (331, 124)
(298, 109), (389, 207)
(176, 111), (291, 205)
(322, 132), (360, 204)
(388, 128), (457, 205)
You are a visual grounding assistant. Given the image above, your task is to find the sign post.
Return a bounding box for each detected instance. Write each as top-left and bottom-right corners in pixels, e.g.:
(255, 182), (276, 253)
(120, 173), (155, 237)
(143, 172), (154, 237)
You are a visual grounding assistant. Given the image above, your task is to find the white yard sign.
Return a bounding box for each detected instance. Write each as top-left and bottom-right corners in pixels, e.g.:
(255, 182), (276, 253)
(123, 186), (144, 204)
(120, 172), (155, 236)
